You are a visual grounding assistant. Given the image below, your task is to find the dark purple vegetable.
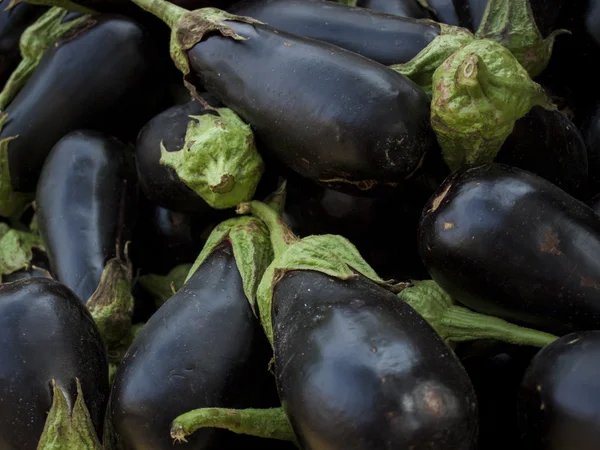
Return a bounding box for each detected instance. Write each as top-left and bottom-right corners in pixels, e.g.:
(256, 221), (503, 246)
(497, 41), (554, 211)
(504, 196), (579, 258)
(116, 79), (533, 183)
(518, 331), (600, 450)
(424, 0), (460, 25)
(419, 163), (600, 335)
(228, 0), (440, 66)
(130, 0), (438, 196)
(583, 103), (600, 195)
(136, 93), (263, 211)
(36, 130), (136, 304)
(0, 3), (48, 87)
(0, 277), (108, 449)
(109, 216), (276, 449)
(232, 200), (478, 449)
(36, 130), (137, 346)
(496, 106), (588, 198)
(0, 14), (153, 217)
(356, 0), (432, 18)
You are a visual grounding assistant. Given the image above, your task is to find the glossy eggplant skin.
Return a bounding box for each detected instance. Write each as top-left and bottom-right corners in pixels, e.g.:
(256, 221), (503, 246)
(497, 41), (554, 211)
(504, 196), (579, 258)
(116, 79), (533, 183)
(136, 94), (220, 213)
(0, 278), (108, 450)
(188, 21), (436, 196)
(1, 14), (152, 194)
(0, 3), (48, 87)
(110, 241), (274, 449)
(424, 0), (460, 25)
(518, 331), (600, 450)
(228, 0), (440, 66)
(36, 130), (137, 304)
(356, 0), (432, 18)
(419, 163), (600, 335)
(273, 270), (478, 449)
(496, 107), (588, 198)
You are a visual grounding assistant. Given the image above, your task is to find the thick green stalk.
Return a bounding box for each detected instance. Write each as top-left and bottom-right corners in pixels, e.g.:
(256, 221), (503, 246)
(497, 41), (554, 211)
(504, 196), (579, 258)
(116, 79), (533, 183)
(171, 407), (298, 446)
(128, 0), (187, 28)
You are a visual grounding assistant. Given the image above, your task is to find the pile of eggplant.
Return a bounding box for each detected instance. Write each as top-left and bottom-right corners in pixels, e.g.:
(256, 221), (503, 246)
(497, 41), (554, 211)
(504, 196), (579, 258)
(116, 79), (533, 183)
(1, 0), (600, 448)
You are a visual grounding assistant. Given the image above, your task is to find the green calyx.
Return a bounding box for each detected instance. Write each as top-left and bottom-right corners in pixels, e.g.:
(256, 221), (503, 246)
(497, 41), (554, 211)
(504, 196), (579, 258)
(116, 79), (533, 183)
(86, 255), (134, 348)
(333, 0), (357, 6)
(391, 23), (475, 96)
(186, 215), (273, 315)
(37, 379), (101, 450)
(171, 407), (297, 446)
(237, 199), (386, 346)
(0, 115), (35, 218)
(430, 39), (554, 170)
(0, 222), (44, 279)
(398, 280), (557, 347)
(4, 0), (94, 14)
(0, 7), (91, 111)
(475, 0), (569, 77)
(137, 263), (192, 309)
(160, 108), (263, 209)
(107, 322), (145, 386)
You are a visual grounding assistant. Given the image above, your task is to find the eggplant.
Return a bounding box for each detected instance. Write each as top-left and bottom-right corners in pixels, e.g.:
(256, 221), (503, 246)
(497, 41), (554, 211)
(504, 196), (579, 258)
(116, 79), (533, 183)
(356, 0), (433, 18)
(419, 163), (600, 335)
(130, 0), (437, 196)
(136, 94), (263, 211)
(0, 277), (109, 449)
(0, 14), (154, 217)
(518, 331), (600, 450)
(423, 0), (460, 25)
(228, 0), (440, 66)
(583, 103), (600, 195)
(176, 199), (478, 449)
(496, 106), (588, 198)
(36, 130), (137, 346)
(0, 3), (48, 88)
(109, 215), (277, 449)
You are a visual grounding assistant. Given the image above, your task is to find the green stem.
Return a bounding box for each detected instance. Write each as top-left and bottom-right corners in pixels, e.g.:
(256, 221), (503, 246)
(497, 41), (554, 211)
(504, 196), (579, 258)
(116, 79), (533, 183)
(8, 0), (93, 14)
(128, 0), (188, 29)
(236, 200), (297, 259)
(170, 407), (298, 446)
(455, 53), (484, 100)
(399, 280), (557, 347)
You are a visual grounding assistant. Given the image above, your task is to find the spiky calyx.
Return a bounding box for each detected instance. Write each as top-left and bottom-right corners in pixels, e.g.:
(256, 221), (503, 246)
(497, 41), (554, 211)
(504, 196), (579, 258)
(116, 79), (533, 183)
(0, 222), (44, 279)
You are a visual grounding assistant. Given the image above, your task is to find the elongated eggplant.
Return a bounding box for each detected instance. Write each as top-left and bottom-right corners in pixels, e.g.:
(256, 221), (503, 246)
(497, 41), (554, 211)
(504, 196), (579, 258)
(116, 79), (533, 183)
(356, 0), (432, 18)
(518, 331), (600, 450)
(228, 0), (440, 66)
(0, 277), (108, 449)
(130, 1), (437, 196)
(36, 130), (137, 345)
(109, 215), (276, 449)
(201, 200), (478, 449)
(419, 163), (600, 335)
(0, 3), (48, 87)
(496, 106), (588, 198)
(0, 14), (153, 217)
(136, 94), (263, 211)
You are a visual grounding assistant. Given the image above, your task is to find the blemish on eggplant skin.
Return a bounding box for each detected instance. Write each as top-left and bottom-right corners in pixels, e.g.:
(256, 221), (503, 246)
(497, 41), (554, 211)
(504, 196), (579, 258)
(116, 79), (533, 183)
(567, 338), (581, 345)
(430, 184), (452, 213)
(540, 228), (561, 256)
(580, 277), (600, 290)
(443, 222), (454, 230)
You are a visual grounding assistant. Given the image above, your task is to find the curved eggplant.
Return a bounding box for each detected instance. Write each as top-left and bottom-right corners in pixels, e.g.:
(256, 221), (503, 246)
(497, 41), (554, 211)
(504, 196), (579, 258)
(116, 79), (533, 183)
(228, 0), (440, 66)
(0, 277), (108, 449)
(136, 94), (263, 211)
(0, 14), (153, 216)
(36, 130), (137, 346)
(109, 216), (276, 449)
(356, 0), (433, 18)
(130, 1), (437, 196)
(0, 3), (48, 88)
(496, 106), (588, 198)
(224, 199), (479, 449)
(419, 163), (600, 335)
(36, 130), (136, 304)
(518, 331), (600, 450)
